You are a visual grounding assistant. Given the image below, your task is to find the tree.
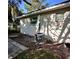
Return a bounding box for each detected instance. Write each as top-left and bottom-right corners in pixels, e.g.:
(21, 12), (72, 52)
(24, 0), (48, 11)
(8, 0), (32, 20)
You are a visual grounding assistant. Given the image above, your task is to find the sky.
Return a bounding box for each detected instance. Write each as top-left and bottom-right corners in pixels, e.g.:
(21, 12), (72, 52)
(19, 0), (65, 13)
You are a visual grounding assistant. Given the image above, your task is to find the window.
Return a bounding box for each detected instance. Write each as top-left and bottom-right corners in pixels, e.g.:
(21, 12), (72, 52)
(30, 16), (37, 25)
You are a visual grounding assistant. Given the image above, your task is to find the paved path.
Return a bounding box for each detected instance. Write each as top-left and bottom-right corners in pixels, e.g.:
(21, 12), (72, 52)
(8, 39), (28, 59)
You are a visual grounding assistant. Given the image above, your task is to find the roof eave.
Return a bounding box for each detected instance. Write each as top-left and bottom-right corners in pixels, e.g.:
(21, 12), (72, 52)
(15, 2), (70, 19)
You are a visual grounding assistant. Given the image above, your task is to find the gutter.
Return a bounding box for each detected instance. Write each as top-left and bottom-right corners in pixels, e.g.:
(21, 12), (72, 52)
(15, 2), (70, 19)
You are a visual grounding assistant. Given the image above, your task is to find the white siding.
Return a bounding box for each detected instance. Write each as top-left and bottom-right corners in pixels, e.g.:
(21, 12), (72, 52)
(20, 11), (70, 42)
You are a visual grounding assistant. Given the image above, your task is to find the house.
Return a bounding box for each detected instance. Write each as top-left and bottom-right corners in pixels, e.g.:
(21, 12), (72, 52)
(15, 2), (70, 43)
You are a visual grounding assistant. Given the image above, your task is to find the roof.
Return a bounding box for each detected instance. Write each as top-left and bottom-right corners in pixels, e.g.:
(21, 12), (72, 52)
(15, 2), (70, 19)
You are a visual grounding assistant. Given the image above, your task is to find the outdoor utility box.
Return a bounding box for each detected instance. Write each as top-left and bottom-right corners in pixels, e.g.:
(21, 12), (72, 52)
(35, 33), (44, 43)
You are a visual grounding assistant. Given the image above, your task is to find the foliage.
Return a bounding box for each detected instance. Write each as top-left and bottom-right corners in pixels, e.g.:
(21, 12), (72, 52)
(15, 49), (59, 59)
(8, 0), (23, 32)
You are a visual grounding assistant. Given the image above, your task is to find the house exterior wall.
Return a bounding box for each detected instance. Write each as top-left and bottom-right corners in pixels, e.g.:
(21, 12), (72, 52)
(20, 16), (40, 36)
(39, 11), (70, 42)
(20, 10), (70, 42)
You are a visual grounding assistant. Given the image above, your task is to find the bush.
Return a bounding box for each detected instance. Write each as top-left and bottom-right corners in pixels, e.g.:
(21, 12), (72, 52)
(14, 49), (59, 59)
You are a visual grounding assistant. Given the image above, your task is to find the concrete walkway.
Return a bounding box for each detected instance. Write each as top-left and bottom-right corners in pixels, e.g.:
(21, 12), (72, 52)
(8, 39), (28, 59)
